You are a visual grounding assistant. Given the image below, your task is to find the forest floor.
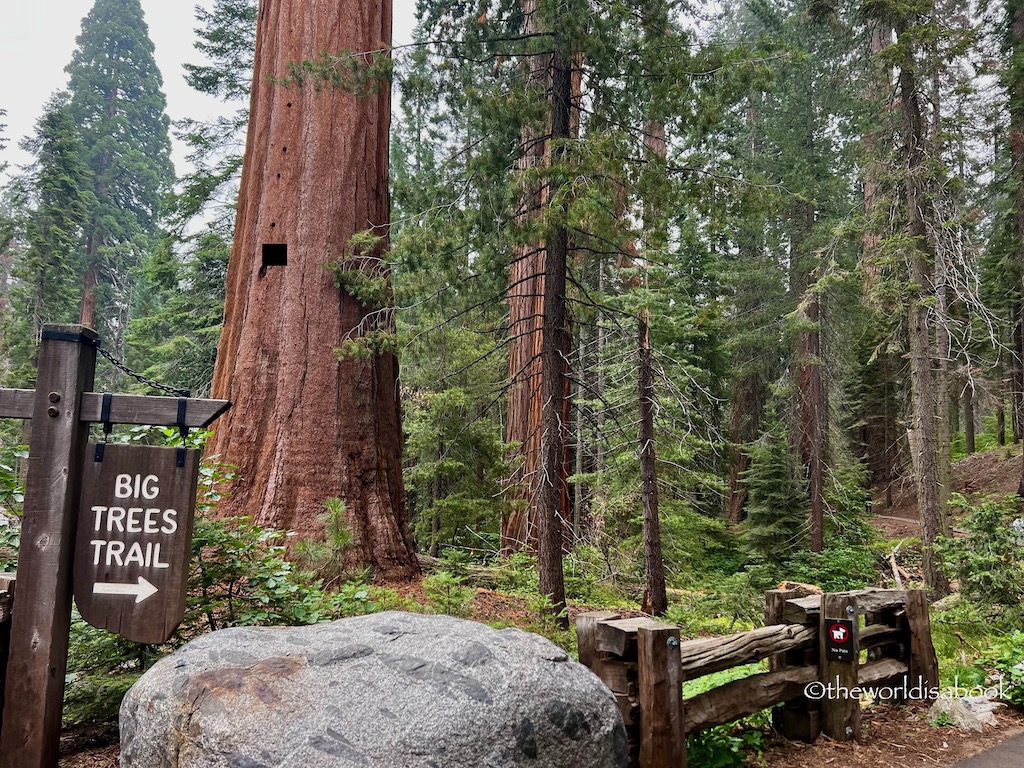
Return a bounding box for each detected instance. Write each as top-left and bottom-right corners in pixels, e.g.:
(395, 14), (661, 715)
(873, 442), (1023, 539)
(58, 444), (1024, 767)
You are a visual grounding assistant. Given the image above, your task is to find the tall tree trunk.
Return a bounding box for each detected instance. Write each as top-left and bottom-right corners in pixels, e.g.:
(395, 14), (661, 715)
(862, 18), (898, 493)
(638, 309), (667, 615)
(207, 0), (417, 579)
(1011, 0), (1024, 493)
(535, 13), (572, 625)
(725, 103), (768, 525)
(503, 0), (572, 554)
(797, 285), (826, 553)
(79, 236), (99, 328)
(963, 380), (976, 455)
(896, 15), (950, 595)
(637, 0), (668, 613)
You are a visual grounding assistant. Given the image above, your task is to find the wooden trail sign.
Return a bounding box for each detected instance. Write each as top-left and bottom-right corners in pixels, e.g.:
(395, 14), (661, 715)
(74, 444), (200, 644)
(0, 324), (229, 768)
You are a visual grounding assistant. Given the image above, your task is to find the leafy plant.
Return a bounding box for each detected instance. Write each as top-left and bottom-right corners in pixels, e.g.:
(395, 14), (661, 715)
(982, 631), (1024, 707)
(936, 494), (1024, 629)
(423, 570), (474, 617)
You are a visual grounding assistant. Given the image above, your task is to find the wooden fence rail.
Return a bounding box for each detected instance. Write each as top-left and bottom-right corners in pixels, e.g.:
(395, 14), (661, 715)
(0, 573), (15, 737)
(577, 587), (939, 768)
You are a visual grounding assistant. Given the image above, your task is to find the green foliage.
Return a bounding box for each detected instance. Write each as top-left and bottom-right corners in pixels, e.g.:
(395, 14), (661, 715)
(982, 631), (1024, 707)
(665, 576), (762, 636)
(782, 544), (881, 592)
(335, 331), (400, 360)
(1, 94), (95, 384)
(684, 665), (770, 767)
(936, 494), (1024, 630)
(423, 570), (475, 617)
(63, 614), (149, 726)
(295, 497), (355, 587)
(274, 49), (394, 94)
(742, 422), (808, 564)
(64, 0), (174, 354)
(328, 268), (392, 308)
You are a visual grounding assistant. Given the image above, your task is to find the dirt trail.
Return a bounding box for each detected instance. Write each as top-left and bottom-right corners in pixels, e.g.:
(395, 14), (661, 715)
(872, 444), (1024, 539)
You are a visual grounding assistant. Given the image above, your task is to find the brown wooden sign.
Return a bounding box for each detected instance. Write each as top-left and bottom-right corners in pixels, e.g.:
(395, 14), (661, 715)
(73, 444), (200, 644)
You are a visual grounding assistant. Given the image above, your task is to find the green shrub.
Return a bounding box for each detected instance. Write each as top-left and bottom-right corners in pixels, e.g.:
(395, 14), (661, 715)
(936, 494), (1024, 630)
(294, 497), (355, 586)
(784, 544), (881, 592)
(423, 570), (474, 617)
(982, 631), (1024, 707)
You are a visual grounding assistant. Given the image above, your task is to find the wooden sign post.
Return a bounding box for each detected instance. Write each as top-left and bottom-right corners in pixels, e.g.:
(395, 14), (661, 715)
(0, 325), (229, 768)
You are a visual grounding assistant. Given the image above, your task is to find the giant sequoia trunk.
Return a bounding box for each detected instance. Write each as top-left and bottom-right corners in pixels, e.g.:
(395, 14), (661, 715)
(208, 0), (418, 579)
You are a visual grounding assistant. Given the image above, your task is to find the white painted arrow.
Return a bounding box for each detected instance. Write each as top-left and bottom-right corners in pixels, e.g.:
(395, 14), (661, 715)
(93, 576), (159, 604)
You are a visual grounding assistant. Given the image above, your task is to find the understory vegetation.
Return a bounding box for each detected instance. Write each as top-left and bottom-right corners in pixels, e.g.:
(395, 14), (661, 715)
(4, 0), (1024, 763)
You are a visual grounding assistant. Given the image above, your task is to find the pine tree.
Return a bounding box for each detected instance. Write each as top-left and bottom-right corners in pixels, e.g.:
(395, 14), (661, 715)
(743, 422), (808, 565)
(64, 0), (173, 336)
(3, 94), (95, 384)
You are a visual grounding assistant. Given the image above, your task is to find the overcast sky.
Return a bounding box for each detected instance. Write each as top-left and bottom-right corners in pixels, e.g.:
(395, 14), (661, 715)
(0, 0), (417, 181)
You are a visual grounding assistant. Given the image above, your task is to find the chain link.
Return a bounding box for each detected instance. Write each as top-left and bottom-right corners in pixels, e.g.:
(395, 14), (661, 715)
(96, 345), (191, 398)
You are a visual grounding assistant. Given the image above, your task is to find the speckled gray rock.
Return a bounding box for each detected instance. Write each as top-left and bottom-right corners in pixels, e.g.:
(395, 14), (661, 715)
(120, 611), (628, 768)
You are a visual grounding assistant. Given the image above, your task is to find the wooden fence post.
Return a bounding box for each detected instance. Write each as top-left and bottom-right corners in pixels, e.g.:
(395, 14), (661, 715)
(637, 623), (685, 768)
(820, 592), (860, 741)
(0, 326), (96, 768)
(0, 574), (14, 737)
(904, 589), (938, 699)
(766, 588), (820, 742)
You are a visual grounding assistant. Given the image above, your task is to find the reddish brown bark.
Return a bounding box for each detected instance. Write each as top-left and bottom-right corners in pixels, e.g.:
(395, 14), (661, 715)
(79, 238), (99, 329)
(503, 0), (571, 554)
(207, 0), (417, 580)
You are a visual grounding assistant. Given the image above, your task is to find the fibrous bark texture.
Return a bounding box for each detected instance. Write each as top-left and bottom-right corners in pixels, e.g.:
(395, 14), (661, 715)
(503, 0), (570, 554)
(208, 0), (418, 579)
(896, 16), (950, 595)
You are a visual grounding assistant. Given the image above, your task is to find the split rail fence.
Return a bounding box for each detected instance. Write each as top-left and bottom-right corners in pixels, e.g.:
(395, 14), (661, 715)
(577, 587), (939, 768)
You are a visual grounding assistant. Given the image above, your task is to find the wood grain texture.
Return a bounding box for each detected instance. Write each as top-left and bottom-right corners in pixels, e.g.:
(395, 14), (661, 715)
(637, 624), (685, 768)
(73, 444), (199, 645)
(784, 588), (908, 623)
(597, 617), (671, 657)
(0, 391), (228, 427)
(820, 593), (861, 741)
(678, 623), (816, 681)
(576, 611), (619, 669)
(684, 665), (818, 734)
(905, 589), (939, 697)
(0, 325), (96, 768)
(765, 587), (820, 743)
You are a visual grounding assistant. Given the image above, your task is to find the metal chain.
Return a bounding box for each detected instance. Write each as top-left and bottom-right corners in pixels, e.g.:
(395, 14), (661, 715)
(96, 345), (191, 398)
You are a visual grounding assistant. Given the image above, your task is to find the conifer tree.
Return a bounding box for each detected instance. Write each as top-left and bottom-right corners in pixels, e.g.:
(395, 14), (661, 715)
(3, 94), (95, 384)
(65, 0), (173, 335)
(743, 422), (808, 565)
